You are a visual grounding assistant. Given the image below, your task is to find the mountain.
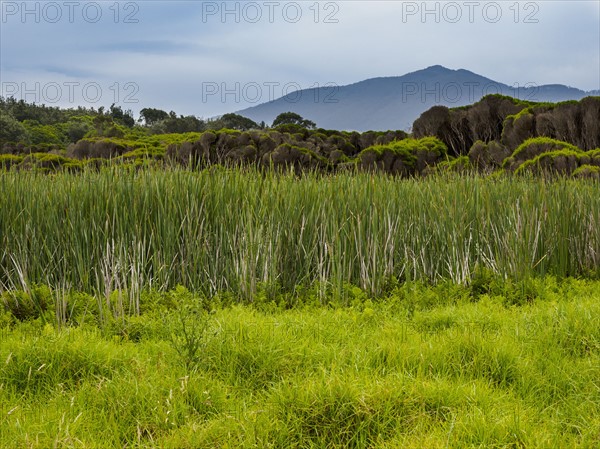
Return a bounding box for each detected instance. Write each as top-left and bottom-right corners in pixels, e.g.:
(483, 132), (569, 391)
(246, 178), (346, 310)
(237, 66), (598, 131)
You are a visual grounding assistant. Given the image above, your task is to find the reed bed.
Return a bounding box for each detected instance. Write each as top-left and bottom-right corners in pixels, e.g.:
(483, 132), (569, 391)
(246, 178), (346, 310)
(1, 168), (598, 305)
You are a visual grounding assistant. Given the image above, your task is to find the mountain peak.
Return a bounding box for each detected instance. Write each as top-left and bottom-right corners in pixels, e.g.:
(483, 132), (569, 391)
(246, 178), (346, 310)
(423, 65), (453, 73)
(237, 66), (591, 131)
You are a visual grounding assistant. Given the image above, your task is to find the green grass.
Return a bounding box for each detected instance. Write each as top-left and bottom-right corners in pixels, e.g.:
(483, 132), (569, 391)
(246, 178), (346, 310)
(1, 167), (599, 447)
(1, 168), (598, 308)
(1, 278), (599, 448)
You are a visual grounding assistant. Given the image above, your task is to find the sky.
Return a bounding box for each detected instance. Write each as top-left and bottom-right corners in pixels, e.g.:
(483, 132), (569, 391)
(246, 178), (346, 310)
(1, 0), (599, 119)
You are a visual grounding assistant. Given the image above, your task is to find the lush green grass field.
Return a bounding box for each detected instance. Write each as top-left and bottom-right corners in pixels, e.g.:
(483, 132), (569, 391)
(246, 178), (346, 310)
(1, 278), (599, 448)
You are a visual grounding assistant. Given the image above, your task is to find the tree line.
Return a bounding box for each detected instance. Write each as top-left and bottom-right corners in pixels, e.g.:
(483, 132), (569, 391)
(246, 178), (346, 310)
(0, 96), (315, 152)
(1, 94), (598, 178)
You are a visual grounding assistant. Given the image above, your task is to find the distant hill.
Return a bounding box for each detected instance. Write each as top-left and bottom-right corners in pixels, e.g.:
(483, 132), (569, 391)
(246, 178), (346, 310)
(237, 66), (598, 131)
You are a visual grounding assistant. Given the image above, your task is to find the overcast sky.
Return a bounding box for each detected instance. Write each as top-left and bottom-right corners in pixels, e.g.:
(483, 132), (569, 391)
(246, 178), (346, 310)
(1, 1), (599, 118)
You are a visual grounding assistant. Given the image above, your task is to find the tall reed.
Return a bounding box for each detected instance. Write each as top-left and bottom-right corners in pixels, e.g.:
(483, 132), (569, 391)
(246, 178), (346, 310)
(1, 168), (598, 304)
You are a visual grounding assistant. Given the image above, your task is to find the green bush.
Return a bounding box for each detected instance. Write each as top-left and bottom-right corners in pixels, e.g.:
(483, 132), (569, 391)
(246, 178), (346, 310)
(515, 149), (584, 176)
(0, 154), (23, 168)
(504, 137), (582, 171)
(572, 164), (600, 179)
(358, 137), (447, 176)
(437, 155), (472, 174)
(1, 285), (53, 322)
(0, 111), (28, 143)
(22, 121), (65, 146)
(468, 140), (510, 172)
(18, 153), (75, 171)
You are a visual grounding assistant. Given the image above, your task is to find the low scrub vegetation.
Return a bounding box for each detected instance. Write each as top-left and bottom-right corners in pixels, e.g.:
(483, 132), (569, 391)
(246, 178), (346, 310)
(3, 95), (599, 178)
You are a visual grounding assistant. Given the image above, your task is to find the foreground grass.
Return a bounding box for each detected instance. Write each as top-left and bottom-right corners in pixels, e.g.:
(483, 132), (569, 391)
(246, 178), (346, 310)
(1, 278), (599, 448)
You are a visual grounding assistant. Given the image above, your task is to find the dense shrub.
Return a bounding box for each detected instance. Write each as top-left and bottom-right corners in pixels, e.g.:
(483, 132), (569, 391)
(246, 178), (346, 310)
(358, 142), (416, 176)
(358, 137), (447, 176)
(436, 156), (472, 175)
(120, 147), (166, 161)
(585, 149), (600, 167)
(22, 121), (64, 146)
(503, 137), (582, 171)
(225, 144), (258, 165)
(325, 135), (358, 157)
(515, 149), (584, 176)
(501, 110), (536, 151)
(2, 94), (598, 178)
(258, 134), (277, 156)
(501, 97), (600, 152)
(67, 139), (129, 159)
(572, 164), (600, 180)
(468, 140), (510, 172)
(414, 96), (527, 156)
(0, 111), (28, 143)
(264, 143), (327, 171)
(1, 285), (52, 321)
(66, 118), (92, 143)
(414, 95), (599, 157)
(0, 154), (23, 168)
(273, 123), (311, 137)
(20, 153), (76, 171)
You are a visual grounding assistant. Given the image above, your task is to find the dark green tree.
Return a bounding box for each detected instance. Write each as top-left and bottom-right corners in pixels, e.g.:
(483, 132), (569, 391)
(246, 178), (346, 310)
(151, 115), (206, 134)
(0, 111), (27, 142)
(109, 104), (135, 128)
(66, 118), (92, 142)
(0, 96), (99, 125)
(217, 113), (259, 131)
(139, 108), (169, 126)
(272, 112), (316, 129)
